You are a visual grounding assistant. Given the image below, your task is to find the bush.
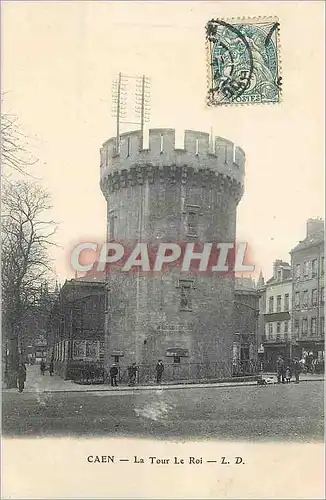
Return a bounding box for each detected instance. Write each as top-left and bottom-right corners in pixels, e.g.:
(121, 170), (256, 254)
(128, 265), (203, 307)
(67, 361), (104, 384)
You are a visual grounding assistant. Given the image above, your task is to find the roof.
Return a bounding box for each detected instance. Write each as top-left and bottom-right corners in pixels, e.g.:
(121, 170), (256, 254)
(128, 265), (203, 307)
(61, 275), (105, 292)
(234, 276), (256, 291)
(291, 231), (324, 253)
(75, 275), (106, 283)
(265, 276), (292, 287)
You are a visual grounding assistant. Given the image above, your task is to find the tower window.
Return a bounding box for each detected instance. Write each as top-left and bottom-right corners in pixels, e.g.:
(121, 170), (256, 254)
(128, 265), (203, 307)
(127, 137), (131, 157)
(108, 210), (115, 240)
(160, 134), (164, 153)
(179, 279), (194, 311)
(185, 204), (200, 237)
(187, 211), (197, 236)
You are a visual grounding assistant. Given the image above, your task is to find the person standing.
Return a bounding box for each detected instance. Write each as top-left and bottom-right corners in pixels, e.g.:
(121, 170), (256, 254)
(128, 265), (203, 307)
(40, 359), (46, 375)
(49, 359), (54, 376)
(285, 366), (292, 383)
(293, 358), (301, 384)
(109, 364), (119, 387)
(276, 356), (285, 384)
(17, 363), (27, 392)
(155, 360), (164, 384)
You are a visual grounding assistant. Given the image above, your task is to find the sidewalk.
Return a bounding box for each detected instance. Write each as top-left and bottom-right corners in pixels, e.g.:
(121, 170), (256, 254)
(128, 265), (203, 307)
(3, 365), (324, 394)
(262, 372), (325, 383)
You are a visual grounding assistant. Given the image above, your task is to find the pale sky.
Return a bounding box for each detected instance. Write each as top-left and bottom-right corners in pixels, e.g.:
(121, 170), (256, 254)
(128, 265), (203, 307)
(2, 1), (324, 283)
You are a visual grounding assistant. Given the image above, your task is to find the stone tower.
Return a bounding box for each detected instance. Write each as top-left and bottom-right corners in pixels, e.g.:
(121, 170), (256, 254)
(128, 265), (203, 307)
(100, 129), (245, 381)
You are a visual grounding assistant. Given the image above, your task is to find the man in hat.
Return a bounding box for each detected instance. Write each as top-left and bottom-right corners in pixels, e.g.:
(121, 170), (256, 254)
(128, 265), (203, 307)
(155, 360), (164, 384)
(109, 363), (119, 387)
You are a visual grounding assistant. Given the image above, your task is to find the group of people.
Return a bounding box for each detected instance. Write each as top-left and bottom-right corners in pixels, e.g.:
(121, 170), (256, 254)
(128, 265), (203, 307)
(276, 356), (301, 384)
(300, 350), (319, 374)
(109, 360), (165, 387)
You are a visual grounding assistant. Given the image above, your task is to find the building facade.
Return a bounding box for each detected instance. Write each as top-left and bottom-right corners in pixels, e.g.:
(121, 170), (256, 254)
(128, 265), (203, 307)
(100, 128), (245, 381)
(290, 218), (324, 361)
(233, 277), (260, 375)
(47, 277), (105, 379)
(259, 260), (293, 370)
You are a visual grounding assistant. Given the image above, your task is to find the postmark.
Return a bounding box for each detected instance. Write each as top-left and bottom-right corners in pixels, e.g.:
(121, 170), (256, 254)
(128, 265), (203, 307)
(205, 17), (281, 106)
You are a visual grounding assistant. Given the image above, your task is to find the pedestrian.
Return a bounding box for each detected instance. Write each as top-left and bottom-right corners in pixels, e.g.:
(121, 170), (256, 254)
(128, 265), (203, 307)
(276, 356), (285, 384)
(293, 358), (301, 384)
(17, 363), (27, 392)
(285, 366), (292, 383)
(311, 358), (317, 374)
(128, 362), (138, 386)
(49, 359), (54, 376)
(109, 363), (118, 387)
(40, 359), (46, 376)
(155, 360), (164, 384)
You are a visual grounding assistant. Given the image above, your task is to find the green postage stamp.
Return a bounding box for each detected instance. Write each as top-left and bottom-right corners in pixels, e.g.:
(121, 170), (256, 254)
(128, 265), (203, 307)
(206, 17), (282, 106)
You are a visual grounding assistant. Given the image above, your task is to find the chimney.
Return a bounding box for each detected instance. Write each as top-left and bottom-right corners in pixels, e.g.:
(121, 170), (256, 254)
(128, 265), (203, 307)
(273, 259), (282, 279)
(306, 218), (324, 238)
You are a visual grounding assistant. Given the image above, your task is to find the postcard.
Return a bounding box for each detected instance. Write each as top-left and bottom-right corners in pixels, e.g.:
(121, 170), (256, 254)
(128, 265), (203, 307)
(1, 1), (324, 499)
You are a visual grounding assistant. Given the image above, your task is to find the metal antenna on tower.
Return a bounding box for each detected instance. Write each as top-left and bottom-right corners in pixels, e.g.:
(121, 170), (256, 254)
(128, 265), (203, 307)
(111, 72), (128, 153)
(135, 75), (151, 149)
(111, 72), (151, 153)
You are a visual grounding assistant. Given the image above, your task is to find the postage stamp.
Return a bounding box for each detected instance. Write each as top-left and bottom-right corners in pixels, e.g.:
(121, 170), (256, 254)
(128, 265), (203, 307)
(206, 17), (282, 106)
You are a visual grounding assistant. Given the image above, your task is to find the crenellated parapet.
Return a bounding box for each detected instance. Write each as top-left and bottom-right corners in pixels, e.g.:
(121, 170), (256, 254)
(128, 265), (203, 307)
(100, 128), (245, 203)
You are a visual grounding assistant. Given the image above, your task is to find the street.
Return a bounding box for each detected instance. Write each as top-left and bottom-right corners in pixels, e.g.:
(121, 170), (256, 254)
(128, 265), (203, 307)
(2, 367), (324, 441)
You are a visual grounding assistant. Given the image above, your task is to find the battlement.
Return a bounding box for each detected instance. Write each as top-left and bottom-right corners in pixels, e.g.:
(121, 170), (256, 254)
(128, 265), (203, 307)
(100, 128), (245, 187)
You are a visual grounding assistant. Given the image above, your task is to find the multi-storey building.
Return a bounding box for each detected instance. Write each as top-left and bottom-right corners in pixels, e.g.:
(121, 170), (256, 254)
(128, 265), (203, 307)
(259, 260), (293, 369)
(47, 276), (105, 379)
(290, 218), (324, 361)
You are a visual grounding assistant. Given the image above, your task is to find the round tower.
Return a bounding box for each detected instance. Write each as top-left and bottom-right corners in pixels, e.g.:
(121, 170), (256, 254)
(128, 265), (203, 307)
(100, 128), (245, 382)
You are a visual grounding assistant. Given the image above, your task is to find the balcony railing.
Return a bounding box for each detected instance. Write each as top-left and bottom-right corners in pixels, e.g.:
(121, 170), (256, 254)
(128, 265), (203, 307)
(296, 332), (325, 341)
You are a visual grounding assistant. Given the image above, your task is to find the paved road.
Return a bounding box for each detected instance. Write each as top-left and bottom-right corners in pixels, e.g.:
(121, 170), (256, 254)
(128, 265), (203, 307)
(3, 380), (324, 441)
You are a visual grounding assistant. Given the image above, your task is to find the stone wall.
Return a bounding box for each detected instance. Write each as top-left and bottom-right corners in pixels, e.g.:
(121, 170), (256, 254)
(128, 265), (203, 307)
(101, 128), (245, 381)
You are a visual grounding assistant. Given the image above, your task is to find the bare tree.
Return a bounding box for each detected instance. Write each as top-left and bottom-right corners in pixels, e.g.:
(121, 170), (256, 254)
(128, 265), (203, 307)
(2, 180), (57, 387)
(1, 111), (38, 176)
